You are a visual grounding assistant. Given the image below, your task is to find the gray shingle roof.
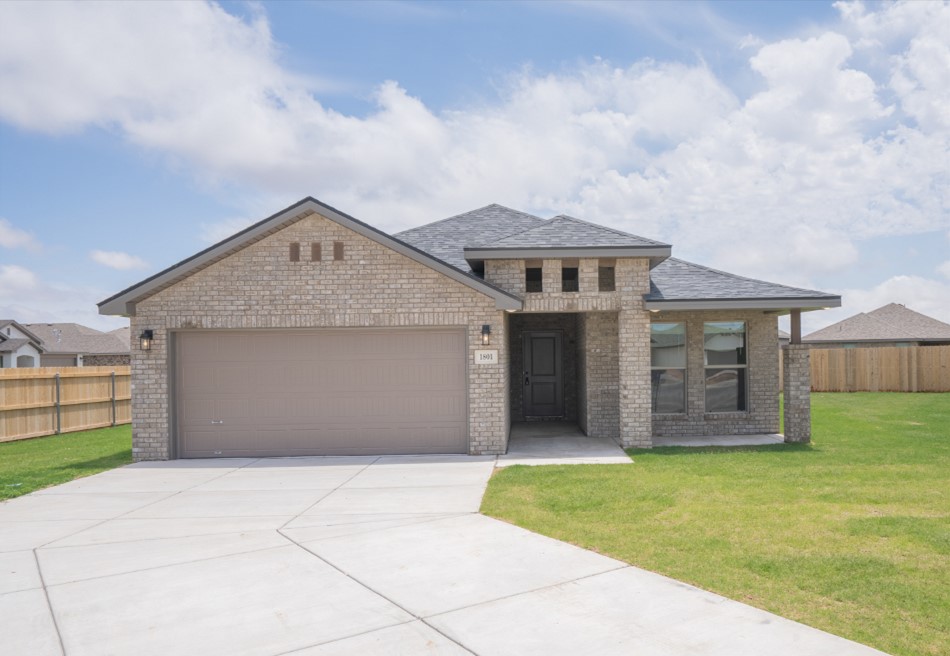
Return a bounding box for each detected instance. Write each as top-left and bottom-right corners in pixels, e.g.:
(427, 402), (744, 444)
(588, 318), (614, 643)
(25, 323), (129, 355)
(396, 204), (545, 270)
(804, 303), (950, 342)
(474, 215), (670, 249)
(109, 326), (131, 349)
(647, 258), (839, 302)
(0, 338), (32, 353)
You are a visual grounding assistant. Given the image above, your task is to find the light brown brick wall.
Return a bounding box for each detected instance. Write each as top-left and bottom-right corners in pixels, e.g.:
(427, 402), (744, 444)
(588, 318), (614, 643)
(650, 311), (780, 437)
(782, 344), (811, 442)
(579, 312), (620, 440)
(83, 354), (130, 367)
(131, 213), (509, 460)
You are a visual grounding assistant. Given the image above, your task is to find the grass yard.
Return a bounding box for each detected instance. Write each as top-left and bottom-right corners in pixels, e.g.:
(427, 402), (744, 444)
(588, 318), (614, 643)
(482, 393), (949, 656)
(0, 425), (133, 500)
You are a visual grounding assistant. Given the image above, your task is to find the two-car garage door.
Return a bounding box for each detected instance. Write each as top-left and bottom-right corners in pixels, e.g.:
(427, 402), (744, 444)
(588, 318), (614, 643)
(175, 328), (467, 458)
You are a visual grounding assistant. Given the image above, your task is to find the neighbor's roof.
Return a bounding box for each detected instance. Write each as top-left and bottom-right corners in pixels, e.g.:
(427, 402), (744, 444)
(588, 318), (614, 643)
(643, 258), (840, 311)
(0, 320), (45, 346)
(804, 303), (950, 343)
(109, 326), (131, 349)
(99, 197), (522, 316)
(0, 338), (36, 353)
(25, 323), (129, 355)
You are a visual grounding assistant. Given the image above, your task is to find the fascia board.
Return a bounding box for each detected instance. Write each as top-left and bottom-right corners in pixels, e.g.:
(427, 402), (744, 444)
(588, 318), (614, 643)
(644, 297), (842, 311)
(99, 198), (522, 316)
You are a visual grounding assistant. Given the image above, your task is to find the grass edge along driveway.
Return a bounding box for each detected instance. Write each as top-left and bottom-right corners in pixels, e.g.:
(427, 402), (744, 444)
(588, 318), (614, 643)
(0, 425), (133, 500)
(482, 393), (949, 656)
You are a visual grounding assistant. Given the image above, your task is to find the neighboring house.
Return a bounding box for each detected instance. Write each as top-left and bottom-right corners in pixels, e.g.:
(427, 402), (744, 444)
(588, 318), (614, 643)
(25, 323), (131, 367)
(803, 303), (950, 348)
(778, 328), (791, 347)
(99, 197), (840, 461)
(0, 320), (45, 368)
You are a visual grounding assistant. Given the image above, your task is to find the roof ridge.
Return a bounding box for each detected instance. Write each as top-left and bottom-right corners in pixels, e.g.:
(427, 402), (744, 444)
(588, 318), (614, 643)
(549, 214), (669, 246)
(396, 203), (545, 236)
(668, 257), (836, 297)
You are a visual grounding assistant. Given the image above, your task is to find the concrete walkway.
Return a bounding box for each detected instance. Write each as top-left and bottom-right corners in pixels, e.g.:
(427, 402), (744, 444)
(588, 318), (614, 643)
(1, 456), (886, 655)
(497, 422), (631, 466)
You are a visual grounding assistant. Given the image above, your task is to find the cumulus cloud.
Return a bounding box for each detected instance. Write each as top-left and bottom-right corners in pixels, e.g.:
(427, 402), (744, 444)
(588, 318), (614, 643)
(199, 217), (256, 244)
(1, 1), (947, 316)
(0, 264), (124, 331)
(937, 260), (950, 280)
(0, 218), (40, 251)
(90, 250), (148, 270)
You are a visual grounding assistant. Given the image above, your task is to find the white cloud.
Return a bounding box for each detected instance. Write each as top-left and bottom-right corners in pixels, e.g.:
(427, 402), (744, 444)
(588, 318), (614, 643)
(199, 217), (256, 244)
(0, 218), (40, 251)
(937, 260), (950, 280)
(0, 264), (124, 331)
(0, 0), (947, 297)
(90, 250), (148, 270)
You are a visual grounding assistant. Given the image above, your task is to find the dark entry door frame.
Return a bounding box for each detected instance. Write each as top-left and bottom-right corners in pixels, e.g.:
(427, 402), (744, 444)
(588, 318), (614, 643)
(523, 331), (564, 418)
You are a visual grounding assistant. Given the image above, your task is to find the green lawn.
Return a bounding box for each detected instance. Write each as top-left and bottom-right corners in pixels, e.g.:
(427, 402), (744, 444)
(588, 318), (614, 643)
(482, 393), (949, 656)
(0, 425), (133, 500)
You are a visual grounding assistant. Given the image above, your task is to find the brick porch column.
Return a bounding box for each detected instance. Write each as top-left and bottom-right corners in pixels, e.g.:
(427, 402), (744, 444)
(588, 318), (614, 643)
(782, 344), (811, 443)
(619, 308), (652, 447)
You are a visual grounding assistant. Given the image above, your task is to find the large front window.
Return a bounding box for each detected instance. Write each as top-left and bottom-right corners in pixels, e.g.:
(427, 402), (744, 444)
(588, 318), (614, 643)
(704, 321), (747, 412)
(651, 322), (686, 413)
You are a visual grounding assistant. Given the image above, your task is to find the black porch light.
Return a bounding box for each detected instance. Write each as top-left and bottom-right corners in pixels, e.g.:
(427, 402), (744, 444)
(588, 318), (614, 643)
(139, 329), (154, 351)
(481, 324), (491, 346)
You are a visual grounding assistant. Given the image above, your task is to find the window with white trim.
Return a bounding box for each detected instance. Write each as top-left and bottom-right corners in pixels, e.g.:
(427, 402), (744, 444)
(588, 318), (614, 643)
(651, 322), (686, 413)
(704, 321), (747, 412)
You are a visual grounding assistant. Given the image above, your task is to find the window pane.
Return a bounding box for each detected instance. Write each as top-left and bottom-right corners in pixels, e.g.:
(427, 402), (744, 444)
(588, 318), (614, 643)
(561, 267), (579, 292)
(652, 369), (685, 413)
(705, 368), (747, 412)
(525, 267), (542, 293)
(651, 323), (686, 367)
(704, 321), (746, 366)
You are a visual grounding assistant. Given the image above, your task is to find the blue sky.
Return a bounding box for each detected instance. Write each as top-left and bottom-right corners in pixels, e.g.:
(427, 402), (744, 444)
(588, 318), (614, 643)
(1, 0), (948, 332)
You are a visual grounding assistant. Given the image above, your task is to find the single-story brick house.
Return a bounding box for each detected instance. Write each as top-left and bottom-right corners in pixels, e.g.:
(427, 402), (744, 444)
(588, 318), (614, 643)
(803, 303), (950, 348)
(99, 197), (840, 460)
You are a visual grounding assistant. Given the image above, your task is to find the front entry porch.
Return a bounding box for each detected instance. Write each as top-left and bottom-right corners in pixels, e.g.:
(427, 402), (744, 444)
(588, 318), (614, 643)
(497, 421), (631, 467)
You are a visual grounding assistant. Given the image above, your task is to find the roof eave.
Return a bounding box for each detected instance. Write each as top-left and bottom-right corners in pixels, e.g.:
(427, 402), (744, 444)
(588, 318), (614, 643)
(99, 197), (523, 317)
(644, 297), (842, 311)
(463, 246), (671, 271)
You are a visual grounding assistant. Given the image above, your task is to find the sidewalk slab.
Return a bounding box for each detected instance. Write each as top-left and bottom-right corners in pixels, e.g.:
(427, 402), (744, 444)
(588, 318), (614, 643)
(429, 566), (887, 656)
(47, 545), (412, 656)
(302, 513), (624, 617)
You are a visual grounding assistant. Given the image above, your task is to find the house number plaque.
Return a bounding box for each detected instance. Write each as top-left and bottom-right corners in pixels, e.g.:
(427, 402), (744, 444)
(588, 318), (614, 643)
(474, 350), (498, 364)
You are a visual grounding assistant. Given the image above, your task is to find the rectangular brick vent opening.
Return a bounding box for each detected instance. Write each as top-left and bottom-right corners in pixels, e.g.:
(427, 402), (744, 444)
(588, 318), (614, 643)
(598, 264), (615, 292)
(525, 267), (542, 293)
(333, 241), (344, 261)
(289, 242), (300, 262)
(311, 243), (322, 261)
(561, 267), (579, 292)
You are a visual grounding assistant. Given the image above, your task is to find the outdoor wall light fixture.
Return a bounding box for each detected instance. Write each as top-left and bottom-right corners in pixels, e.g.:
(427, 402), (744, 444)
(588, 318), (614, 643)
(139, 329), (154, 351)
(481, 324), (491, 346)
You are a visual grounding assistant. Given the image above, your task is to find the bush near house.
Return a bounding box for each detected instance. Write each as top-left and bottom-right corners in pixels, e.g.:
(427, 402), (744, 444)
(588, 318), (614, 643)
(482, 393), (950, 656)
(0, 425), (132, 500)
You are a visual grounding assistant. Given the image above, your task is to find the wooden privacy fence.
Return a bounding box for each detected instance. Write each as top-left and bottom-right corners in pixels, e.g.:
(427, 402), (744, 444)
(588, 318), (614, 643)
(780, 345), (950, 392)
(0, 366), (131, 442)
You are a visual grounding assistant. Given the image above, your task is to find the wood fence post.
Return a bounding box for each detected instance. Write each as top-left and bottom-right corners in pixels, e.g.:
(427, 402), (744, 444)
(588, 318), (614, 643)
(111, 371), (117, 427)
(54, 373), (62, 434)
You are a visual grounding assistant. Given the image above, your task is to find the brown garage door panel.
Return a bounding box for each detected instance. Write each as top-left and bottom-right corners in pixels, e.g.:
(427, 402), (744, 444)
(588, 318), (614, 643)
(176, 329), (468, 458)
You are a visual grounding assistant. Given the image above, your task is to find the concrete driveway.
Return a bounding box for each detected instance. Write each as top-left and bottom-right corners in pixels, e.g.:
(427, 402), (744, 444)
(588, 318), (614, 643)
(2, 456), (885, 656)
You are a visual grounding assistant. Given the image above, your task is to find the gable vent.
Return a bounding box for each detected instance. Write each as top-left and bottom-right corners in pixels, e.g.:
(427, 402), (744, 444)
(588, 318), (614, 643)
(333, 241), (344, 261)
(289, 242), (300, 262)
